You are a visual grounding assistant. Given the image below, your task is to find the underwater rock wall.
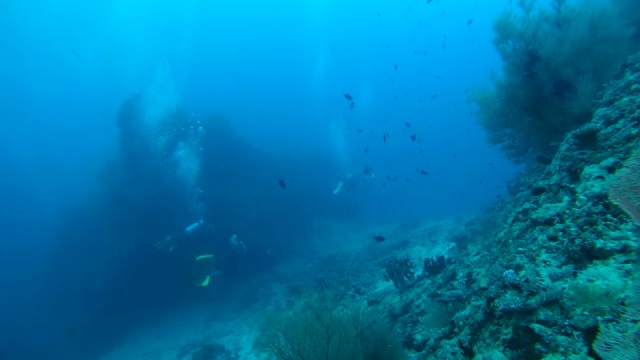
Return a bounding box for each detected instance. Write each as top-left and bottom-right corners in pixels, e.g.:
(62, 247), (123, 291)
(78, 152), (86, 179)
(386, 52), (640, 359)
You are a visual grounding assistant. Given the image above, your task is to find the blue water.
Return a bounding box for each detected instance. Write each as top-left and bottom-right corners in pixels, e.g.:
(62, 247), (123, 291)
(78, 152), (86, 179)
(0, 1), (517, 358)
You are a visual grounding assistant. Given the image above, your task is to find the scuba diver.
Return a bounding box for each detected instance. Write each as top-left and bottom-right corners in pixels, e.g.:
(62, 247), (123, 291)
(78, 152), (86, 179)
(155, 219), (219, 287)
(332, 170), (375, 195)
(155, 220), (248, 287)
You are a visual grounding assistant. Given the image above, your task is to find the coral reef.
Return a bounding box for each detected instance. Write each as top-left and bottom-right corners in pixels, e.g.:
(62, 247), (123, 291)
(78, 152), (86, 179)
(253, 290), (406, 360)
(384, 257), (416, 291)
(470, 0), (638, 162)
(305, 51), (640, 359)
(383, 51), (640, 359)
(423, 255), (453, 276)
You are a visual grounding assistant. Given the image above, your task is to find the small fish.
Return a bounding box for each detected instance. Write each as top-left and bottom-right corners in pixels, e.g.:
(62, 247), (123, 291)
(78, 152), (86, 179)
(383, 134), (388, 144)
(373, 235), (386, 242)
(70, 47), (82, 60)
(467, 19), (473, 25)
(416, 169), (429, 175)
(278, 179), (287, 190)
(431, 94), (438, 100)
(364, 147), (369, 153)
(386, 176), (391, 180)
(344, 93), (353, 100)
(410, 134), (417, 142)
(394, 64), (398, 71)
(363, 165), (372, 175)
(404, 122), (411, 128)
(350, 101), (355, 109)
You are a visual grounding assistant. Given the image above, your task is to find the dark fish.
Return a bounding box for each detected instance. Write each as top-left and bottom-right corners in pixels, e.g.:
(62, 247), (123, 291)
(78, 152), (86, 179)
(417, 169), (429, 175)
(467, 19), (473, 25)
(383, 133), (388, 144)
(404, 122), (411, 128)
(70, 47), (82, 60)
(356, 129), (363, 133)
(452, 153), (457, 159)
(278, 179), (287, 190)
(386, 176), (391, 180)
(363, 165), (372, 175)
(344, 93), (353, 100)
(373, 235), (386, 243)
(350, 101), (354, 109)
(394, 64), (398, 71)
(410, 134), (417, 142)
(364, 147), (369, 153)
(431, 94), (437, 100)
(441, 42), (446, 50)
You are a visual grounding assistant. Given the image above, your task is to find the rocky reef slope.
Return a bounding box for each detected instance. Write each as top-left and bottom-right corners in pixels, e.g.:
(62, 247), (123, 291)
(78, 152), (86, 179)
(379, 53), (640, 359)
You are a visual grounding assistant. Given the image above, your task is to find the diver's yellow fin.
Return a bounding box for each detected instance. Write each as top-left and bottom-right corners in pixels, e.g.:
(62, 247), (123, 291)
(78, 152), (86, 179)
(196, 275), (211, 287)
